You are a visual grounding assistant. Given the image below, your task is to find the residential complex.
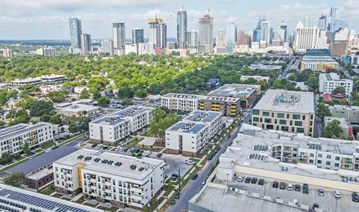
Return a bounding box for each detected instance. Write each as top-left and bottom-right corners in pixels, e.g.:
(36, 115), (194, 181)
(300, 49), (339, 72)
(10, 75), (66, 87)
(329, 105), (359, 123)
(0, 123), (53, 157)
(53, 149), (165, 209)
(319, 73), (353, 97)
(216, 125), (359, 192)
(252, 89), (315, 137)
(240, 75), (270, 82)
(199, 96), (241, 117)
(166, 110), (222, 156)
(324, 116), (353, 139)
(55, 100), (101, 117)
(161, 93), (205, 112)
(89, 106), (152, 145)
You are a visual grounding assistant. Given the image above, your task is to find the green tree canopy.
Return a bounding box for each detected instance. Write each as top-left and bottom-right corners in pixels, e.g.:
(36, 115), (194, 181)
(96, 96), (110, 107)
(80, 89), (90, 99)
(47, 91), (67, 103)
(332, 86), (346, 96)
(316, 103), (331, 121)
(322, 120), (343, 138)
(29, 100), (53, 116)
(4, 173), (25, 187)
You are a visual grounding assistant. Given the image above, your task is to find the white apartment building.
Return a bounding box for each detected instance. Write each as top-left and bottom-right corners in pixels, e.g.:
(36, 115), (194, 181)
(89, 106), (152, 145)
(161, 93), (205, 112)
(293, 23), (321, 52)
(240, 75), (270, 82)
(329, 105), (359, 123)
(252, 90), (315, 137)
(0, 49), (14, 58)
(166, 110), (222, 156)
(53, 149), (165, 209)
(0, 123), (53, 157)
(216, 124), (359, 192)
(36, 47), (56, 57)
(319, 73), (353, 97)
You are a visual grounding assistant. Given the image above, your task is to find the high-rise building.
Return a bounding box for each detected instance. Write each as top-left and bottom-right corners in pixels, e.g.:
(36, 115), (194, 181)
(132, 28), (144, 44)
(69, 18), (82, 49)
(187, 30), (198, 49)
(148, 18), (167, 49)
(318, 14), (327, 31)
(101, 39), (114, 55)
(36, 47), (56, 57)
(260, 21), (270, 45)
(198, 13), (214, 53)
(279, 21), (288, 43)
(293, 22), (321, 52)
(217, 29), (226, 48)
(177, 7), (188, 49)
(113, 23), (126, 55)
(81, 33), (91, 55)
(226, 21), (237, 54)
(302, 16), (309, 28)
(329, 7), (337, 33)
(252, 16), (266, 42)
(237, 30), (248, 46)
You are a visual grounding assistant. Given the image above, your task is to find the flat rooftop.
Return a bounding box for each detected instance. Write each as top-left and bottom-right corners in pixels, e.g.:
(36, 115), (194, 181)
(302, 55), (338, 63)
(0, 123), (51, 141)
(324, 116), (351, 128)
(167, 121), (207, 134)
(208, 84), (258, 98)
(183, 110), (222, 123)
(0, 184), (103, 212)
(58, 104), (99, 113)
(329, 105), (359, 112)
(222, 125), (359, 182)
(113, 105), (152, 117)
(54, 149), (165, 181)
(253, 89), (315, 114)
(201, 96), (240, 103)
(26, 165), (53, 181)
(162, 93), (205, 100)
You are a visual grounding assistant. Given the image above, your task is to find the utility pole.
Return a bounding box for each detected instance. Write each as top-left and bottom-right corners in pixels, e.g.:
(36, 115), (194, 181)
(178, 168), (181, 192)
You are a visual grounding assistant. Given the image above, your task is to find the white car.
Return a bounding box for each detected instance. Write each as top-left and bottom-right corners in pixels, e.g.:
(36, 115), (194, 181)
(237, 176), (244, 182)
(185, 160), (196, 165)
(287, 184), (293, 191)
(334, 190), (341, 199)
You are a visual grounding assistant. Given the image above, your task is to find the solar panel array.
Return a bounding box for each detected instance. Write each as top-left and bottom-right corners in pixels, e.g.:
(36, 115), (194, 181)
(0, 189), (91, 212)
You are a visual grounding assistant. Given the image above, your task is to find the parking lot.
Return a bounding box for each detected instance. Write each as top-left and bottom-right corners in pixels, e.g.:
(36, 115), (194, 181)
(228, 174), (359, 212)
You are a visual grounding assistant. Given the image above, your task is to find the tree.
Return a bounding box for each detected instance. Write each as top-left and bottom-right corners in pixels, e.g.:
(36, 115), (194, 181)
(121, 98), (133, 106)
(4, 173), (25, 187)
(23, 141), (31, 156)
(305, 76), (319, 92)
(322, 120), (343, 138)
(0, 152), (13, 165)
(30, 101), (53, 116)
(80, 89), (90, 99)
(118, 87), (133, 98)
(40, 115), (51, 122)
(47, 91), (67, 103)
(49, 115), (62, 124)
(332, 86), (346, 96)
(147, 108), (180, 138)
(134, 89), (148, 98)
(97, 96), (110, 107)
(316, 103), (331, 121)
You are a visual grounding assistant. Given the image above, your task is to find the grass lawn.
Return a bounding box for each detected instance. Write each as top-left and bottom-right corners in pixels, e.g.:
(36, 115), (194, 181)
(75, 196), (85, 204)
(41, 142), (55, 150)
(97, 206), (118, 212)
(39, 183), (55, 195)
(123, 138), (141, 148)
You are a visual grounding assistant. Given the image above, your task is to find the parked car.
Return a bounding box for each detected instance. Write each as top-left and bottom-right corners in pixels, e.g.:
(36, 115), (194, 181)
(251, 178), (258, 184)
(169, 199), (176, 205)
(312, 203), (320, 209)
(272, 181), (279, 188)
(237, 176), (244, 182)
(318, 189), (325, 196)
(185, 160), (196, 165)
(352, 192), (359, 202)
(294, 184), (301, 192)
(279, 182), (286, 190)
(191, 174), (198, 180)
(245, 177), (251, 184)
(171, 174), (179, 181)
(258, 179), (264, 185)
(201, 181), (206, 187)
(174, 193), (180, 199)
(156, 153), (163, 158)
(287, 184), (293, 191)
(334, 190), (341, 199)
(302, 184), (309, 194)
(123, 147), (129, 152)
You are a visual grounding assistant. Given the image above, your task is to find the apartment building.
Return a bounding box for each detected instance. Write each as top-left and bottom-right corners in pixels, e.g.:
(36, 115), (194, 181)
(319, 73), (353, 97)
(216, 124), (359, 192)
(252, 89), (315, 137)
(240, 75), (270, 82)
(329, 105), (359, 123)
(161, 93), (205, 112)
(166, 110), (222, 156)
(53, 149), (165, 209)
(199, 96), (241, 117)
(324, 116), (353, 139)
(0, 123), (53, 157)
(89, 106), (152, 145)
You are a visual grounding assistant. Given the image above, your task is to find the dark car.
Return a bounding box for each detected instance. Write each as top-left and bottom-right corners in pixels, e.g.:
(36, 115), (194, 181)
(258, 179), (264, 185)
(156, 153), (163, 158)
(352, 192), (359, 202)
(279, 182), (286, 190)
(303, 184), (309, 194)
(272, 181), (279, 188)
(91, 144), (97, 148)
(294, 184), (301, 192)
(312, 203), (319, 209)
(171, 174), (179, 181)
(170, 199), (176, 205)
(123, 147), (129, 152)
(191, 174), (198, 180)
(208, 155), (213, 160)
(174, 193), (180, 199)
(251, 178), (258, 184)
(245, 177), (251, 183)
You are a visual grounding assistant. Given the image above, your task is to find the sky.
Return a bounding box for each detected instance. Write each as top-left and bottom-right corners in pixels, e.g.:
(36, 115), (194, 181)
(0, 0), (358, 40)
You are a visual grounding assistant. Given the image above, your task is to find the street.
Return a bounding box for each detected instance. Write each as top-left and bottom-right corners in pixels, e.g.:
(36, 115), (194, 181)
(167, 125), (241, 212)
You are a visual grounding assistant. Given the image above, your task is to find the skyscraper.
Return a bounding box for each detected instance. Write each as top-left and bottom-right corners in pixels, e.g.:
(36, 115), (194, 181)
(252, 16), (266, 42)
(101, 40), (114, 55)
(198, 13), (214, 53)
(69, 18), (82, 49)
(132, 28), (144, 44)
(217, 29), (226, 48)
(260, 21), (270, 45)
(318, 14), (327, 31)
(237, 30), (248, 46)
(329, 7), (337, 33)
(186, 30), (198, 49)
(177, 7), (188, 49)
(81, 33), (91, 55)
(113, 23), (126, 55)
(226, 21), (237, 54)
(279, 22), (288, 43)
(293, 22), (321, 52)
(148, 18), (167, 49)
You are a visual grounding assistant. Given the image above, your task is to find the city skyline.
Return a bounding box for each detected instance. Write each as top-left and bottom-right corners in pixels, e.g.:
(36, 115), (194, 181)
(0, 0), (358, 40)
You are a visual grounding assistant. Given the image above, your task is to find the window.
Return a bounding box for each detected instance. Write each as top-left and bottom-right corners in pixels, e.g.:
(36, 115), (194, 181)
(281, 126), (289, 131)
(326, 155), (331, 159)
(326, 161), (331, 166)
(279, 120), (287, 125)
(302, 115), (306, 120)
(309, 159), (314, 164)
(335, 156), (340, 161)
(253, 117), (259, 122)
(264, 118), (271, 123)
(335, 163), (339, 167)
(297, 128), (304, 133)
(277, 113), (285, 118)
(262, 112), (270, 117)
(253, 110), (259, 115)
(317, 160), (322, 164)
(310, 153), (314, 157)
(293, 114), (301, 119)
(318, 154), (322, 158)
(294, 121), (302, 126)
